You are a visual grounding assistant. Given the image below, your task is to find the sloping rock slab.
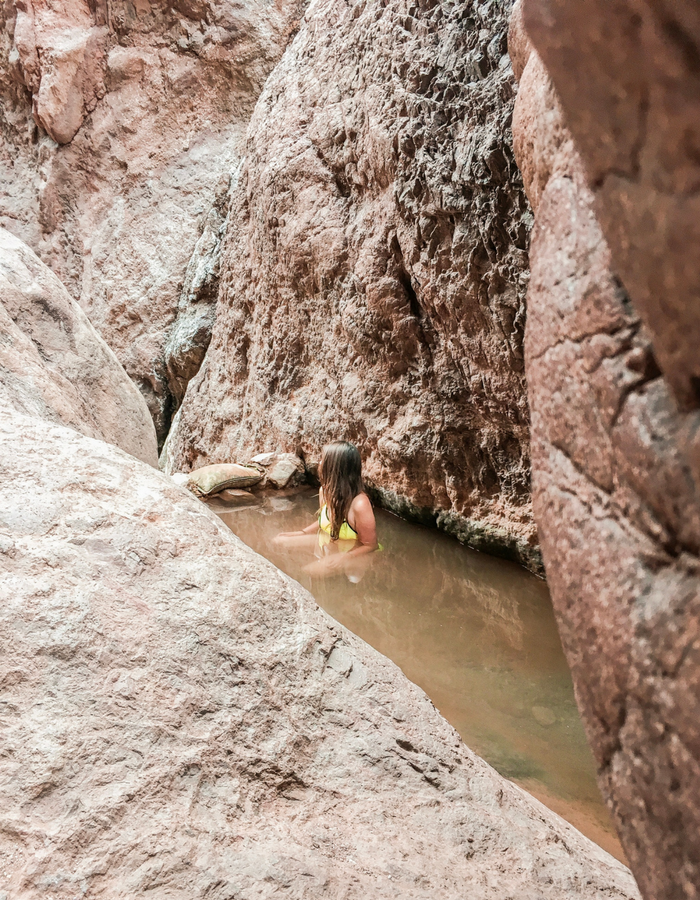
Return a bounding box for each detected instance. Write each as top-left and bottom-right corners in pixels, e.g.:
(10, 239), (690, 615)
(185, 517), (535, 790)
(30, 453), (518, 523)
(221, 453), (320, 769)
(0, 408), (639, 898)
(0, 227), (157, 465)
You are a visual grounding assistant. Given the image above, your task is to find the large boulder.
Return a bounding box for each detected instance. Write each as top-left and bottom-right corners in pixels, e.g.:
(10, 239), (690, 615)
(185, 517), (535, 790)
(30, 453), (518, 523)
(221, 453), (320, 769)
(0, 406), (640, 898)
(0, 0), (305, 442)
(521, 0), (700, 418)
(0, 226), (157, 465)
(511, 5), (700, 898)
(163, 0), (539, 571)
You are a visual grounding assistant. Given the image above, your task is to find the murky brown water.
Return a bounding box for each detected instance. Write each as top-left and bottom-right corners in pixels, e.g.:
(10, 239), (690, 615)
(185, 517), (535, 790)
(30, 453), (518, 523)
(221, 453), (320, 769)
(212, 488), (625, 862)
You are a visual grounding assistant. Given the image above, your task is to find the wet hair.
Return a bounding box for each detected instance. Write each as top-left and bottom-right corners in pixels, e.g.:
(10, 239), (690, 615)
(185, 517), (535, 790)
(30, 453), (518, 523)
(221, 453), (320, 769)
(319, 441), (363, 540)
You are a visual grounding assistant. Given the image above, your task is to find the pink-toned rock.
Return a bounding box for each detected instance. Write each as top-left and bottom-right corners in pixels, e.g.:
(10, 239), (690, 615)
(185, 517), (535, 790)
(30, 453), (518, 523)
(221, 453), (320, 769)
(162, 0), (540, 570)
(0, 405), (640, 897)
(511, 4), (700, 897)
(0, 0), (305, 441)
(12, 0), (109, 145)
(521, 0), (700, 416)
(0, 226), (157, 465)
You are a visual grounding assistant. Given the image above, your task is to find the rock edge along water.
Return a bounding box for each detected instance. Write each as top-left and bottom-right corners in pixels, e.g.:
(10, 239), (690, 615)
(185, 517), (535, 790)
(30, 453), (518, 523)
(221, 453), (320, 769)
(0, 407), (637, 898)
(511, 2), (700, 897)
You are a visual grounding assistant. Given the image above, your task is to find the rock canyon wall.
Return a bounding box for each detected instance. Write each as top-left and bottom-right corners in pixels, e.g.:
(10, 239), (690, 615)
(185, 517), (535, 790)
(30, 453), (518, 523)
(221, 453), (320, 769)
(0, 405), (640, 898)
(2, 0), (697, 891)
(0, 0), (305, 442)
(164, 0), (540, 570)
(511, 3), (700, 897)
(0, 226), (157, 464)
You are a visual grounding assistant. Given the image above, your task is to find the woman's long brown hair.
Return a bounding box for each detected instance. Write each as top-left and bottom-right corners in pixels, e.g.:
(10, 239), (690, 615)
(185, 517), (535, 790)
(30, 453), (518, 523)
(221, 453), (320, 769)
(319, 441), (363, 540)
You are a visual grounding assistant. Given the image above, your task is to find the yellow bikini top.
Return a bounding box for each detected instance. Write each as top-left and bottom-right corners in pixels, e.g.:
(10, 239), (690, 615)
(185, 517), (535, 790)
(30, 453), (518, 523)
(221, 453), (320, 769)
(319, 504), (358, 541)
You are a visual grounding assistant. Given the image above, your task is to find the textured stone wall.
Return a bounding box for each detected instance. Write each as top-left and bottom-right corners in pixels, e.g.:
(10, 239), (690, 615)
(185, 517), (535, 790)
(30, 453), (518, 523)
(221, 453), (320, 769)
(164, 0), (539, 570)
(511, 3), (700, 897)
(523, 0), (700, 417)
(0, 0), (305, 442)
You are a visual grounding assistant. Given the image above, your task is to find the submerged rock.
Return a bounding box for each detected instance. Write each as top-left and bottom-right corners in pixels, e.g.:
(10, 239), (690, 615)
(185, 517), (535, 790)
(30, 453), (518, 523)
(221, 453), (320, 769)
(511, 3), (700, 896)
(0, 226), (157, 465)
(163, 0), (539, 570)
(217, 488), (260, 504)
(532, 706), (556, 728)
(0, 406), (639, 898)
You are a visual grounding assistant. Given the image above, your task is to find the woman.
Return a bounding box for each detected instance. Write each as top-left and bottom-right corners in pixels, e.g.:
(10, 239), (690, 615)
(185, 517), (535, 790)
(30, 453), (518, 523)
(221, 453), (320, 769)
(273, 441), (378, 575)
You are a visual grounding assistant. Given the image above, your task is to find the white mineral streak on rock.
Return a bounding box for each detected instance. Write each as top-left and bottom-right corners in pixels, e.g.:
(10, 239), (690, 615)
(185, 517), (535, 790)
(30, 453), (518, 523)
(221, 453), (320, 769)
(251, 452), (276, 465)
(0, 406), (639, 898)
(0, 226), (157, 465)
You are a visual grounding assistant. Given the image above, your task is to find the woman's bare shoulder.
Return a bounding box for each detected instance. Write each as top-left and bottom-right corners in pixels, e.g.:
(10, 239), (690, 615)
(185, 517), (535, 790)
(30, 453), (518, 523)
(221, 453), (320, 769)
(351, 492), (373, 513)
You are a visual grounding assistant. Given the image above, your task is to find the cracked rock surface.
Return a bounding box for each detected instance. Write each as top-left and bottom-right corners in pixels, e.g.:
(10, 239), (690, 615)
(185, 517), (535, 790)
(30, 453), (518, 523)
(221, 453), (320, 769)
(0, 0), (305, 442)
(0, 406), (639, 898)
(164, 0), (539, 570)
(511, 4), (700, 897)
(0, 226), (157, 465)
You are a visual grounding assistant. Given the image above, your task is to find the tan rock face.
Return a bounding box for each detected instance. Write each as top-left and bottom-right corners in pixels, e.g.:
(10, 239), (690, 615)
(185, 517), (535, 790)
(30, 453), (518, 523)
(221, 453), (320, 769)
(0, 226), (157, 464)
(0, 0), (305, 442)
(0, 406), (640, 898)
(511, 6), (700, 898)
(164, 0), (539, 570)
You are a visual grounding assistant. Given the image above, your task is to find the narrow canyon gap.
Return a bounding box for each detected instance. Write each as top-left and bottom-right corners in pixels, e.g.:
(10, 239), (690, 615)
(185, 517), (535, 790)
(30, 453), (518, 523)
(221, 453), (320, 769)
(0, 0), (306, 442)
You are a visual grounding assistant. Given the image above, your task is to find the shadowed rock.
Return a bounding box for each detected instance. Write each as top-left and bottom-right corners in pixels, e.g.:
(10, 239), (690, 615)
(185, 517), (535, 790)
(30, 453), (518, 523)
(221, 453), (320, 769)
(522, 0), (700, 417)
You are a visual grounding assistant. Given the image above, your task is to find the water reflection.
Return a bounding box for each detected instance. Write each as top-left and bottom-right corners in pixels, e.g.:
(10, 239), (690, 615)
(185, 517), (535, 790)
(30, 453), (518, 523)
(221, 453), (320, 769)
(212, 488), (624, 862)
